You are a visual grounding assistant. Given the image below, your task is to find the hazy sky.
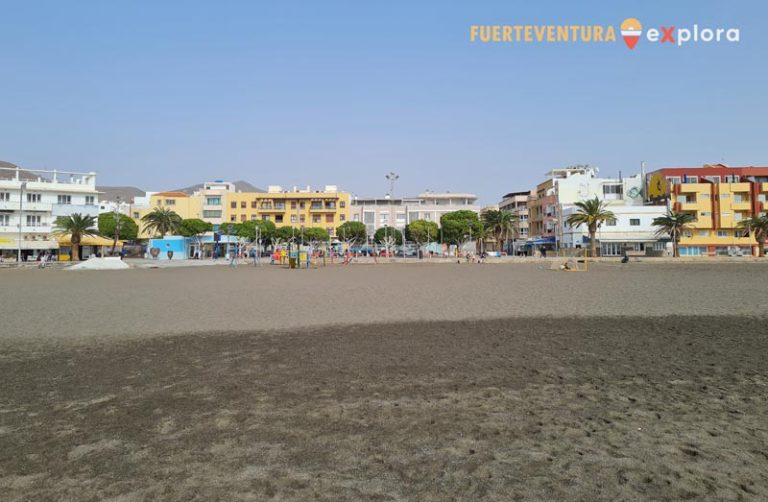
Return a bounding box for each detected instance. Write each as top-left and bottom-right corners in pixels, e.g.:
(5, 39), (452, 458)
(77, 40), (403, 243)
(1, 1), (765, 204)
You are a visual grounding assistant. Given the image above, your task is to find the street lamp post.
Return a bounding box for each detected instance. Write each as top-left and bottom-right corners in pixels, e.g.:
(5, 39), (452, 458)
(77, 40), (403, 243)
(17, 182), (27, 263)
(386, 172), (399, 259)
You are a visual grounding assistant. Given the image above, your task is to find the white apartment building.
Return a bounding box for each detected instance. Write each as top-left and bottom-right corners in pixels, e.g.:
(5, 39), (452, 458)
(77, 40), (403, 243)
(350, 191), (479, 237)
(561, 205), (668, 256)
(0, 165), (99, 260)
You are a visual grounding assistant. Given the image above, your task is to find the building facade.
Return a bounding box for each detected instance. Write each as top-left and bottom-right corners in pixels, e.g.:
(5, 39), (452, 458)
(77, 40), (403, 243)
(647, 164), (768, 256)
(498, 190), (531, 253)
(0, 165), (99, 260)
(561, 205), (667, 256)
(350, 191), (479, 237)
(223, 185), (350, 237)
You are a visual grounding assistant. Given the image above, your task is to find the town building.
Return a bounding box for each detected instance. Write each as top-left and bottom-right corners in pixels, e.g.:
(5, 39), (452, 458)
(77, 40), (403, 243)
(350, 191), (479, 237)
(0, 162), (99, 260)
(134, 191), (204, 238)
(223, 185), (350, 237)
(498, 190), (532, 253)
(647, 164), (768, 256)
(527, 165), (664, 255)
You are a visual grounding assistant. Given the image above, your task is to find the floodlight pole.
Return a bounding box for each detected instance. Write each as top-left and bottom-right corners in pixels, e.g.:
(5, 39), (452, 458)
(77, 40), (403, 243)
(17, 182), (27, 263)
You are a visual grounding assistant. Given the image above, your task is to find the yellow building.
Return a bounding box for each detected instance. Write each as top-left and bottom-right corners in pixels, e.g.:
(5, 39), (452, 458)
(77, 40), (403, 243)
(223, 185), (350, 237)
(647, 165), (768, 256)
(134, 191), (203, 238)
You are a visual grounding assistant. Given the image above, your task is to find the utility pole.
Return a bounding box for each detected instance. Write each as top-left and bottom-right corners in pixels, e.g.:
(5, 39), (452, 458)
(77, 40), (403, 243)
(386, 172), (399, 259)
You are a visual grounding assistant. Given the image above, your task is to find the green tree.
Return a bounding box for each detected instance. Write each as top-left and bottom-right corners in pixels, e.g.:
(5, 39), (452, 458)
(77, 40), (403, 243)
(52, 213), (98, 261)
(565, 197), (617, 257)
(652, 210), (696, 258)
(275, 225), (298, 242)
(405, 220), (439, 247)
(141, 207), (182, 238)
(336, 221), (367, 245)
(179, 219), (212, 258)
(738, 214), (768, 257)
(374, 227), (403, 245)
(98, 213), (138, 241)
(238, 220), (277, 244)
(481, 209), (518, 252)
(299, 227), (330, 244)
(440, 211), (483, 246)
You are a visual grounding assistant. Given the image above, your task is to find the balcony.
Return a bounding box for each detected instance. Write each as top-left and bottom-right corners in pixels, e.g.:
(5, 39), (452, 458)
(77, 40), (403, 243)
(51, 204), (99, 217)
(678, 184), (704, 192)
(0, 201), (53, 211)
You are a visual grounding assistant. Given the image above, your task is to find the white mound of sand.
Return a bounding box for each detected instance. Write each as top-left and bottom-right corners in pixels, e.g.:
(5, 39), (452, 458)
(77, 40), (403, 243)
(67, 257), (130, 271)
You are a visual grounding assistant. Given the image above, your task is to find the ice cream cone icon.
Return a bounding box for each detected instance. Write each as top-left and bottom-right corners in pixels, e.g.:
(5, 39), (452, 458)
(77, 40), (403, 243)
(621, 18), (642, 49)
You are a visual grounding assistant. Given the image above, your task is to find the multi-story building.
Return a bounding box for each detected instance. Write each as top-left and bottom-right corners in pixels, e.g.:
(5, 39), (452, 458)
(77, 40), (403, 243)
(498, 190), (531, 253)
(561, 205), (667, 256)
(223, 185), (350, 237)
(350, 191), (479, 237)
(134, 191), (204, 238)
(527, 165), (661, 254)
(647, 164), (768, 256)
(0, 163), (99, 260)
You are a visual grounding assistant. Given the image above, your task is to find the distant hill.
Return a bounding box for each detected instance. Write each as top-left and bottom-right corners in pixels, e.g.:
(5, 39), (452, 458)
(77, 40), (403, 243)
(174, 180), (264, 194)
(97, 186), (147, 203)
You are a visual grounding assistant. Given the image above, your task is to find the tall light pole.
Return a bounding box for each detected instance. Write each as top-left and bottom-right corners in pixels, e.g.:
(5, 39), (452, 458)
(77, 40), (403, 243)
(111, 196), (121, 255)
(385, 172), (399, 258)
(17, 182), (27, 263)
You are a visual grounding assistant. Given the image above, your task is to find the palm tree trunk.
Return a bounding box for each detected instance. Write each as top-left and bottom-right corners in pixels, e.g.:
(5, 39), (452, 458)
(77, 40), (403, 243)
(72, 243), (80, 261)
(589, 231), (597, 258)
(760, 240), (765, 257)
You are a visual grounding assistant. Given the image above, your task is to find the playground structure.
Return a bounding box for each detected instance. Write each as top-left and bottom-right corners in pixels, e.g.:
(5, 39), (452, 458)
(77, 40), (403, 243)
(549, 248), (589, 272)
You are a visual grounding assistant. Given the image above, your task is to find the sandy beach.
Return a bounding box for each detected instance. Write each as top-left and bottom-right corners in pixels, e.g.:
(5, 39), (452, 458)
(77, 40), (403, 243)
(1, 263), (767, 500)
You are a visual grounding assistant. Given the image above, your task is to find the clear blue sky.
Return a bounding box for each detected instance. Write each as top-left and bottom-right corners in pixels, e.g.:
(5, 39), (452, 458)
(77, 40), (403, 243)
(1, 1), (765, 204)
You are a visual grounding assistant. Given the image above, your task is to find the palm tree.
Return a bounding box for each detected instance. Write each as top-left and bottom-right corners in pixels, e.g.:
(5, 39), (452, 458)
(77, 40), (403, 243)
(141, 207), (182, 238)
(565, 197), (617, 257)
(652, 210), (695, 258)
(482, 210), (518, 253)
(738, 214), (768, 257)
(52, 214), (98, 261)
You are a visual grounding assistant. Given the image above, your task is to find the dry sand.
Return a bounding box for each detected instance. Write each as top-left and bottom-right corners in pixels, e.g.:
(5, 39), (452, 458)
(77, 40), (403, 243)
(1, 262), (767, 501)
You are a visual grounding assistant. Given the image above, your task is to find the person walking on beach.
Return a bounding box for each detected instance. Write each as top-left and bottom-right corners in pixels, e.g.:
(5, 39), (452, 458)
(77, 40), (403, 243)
(38, 252), (48, 269)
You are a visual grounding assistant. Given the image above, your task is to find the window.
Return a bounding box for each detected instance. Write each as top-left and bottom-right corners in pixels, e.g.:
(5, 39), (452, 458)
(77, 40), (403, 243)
(724, 175), (740, 183)
(206, 197), (221, 205)
(274, 202), (285, 210)
(380, 213), (389, 225)
(603, 184), (623, 200)
(300, 202), (305, 209)
(704, 176), (721, 184)
(325, 214), (334, 223)
(275, 215), (283, 223)
(165, 199), (175, 206)
(26, 215), (42, 227)
(683, 176), (698, 183)
(311, 202), (323, 210)
(700, 211), (711, 217)
(229, 215), (236, 222)
(340, 214), (345, 222)
(683, 230), (693, 238)
(300, 215), (305, 223)
(251, 201), (258, 208)
(312, 215), (321, 223)
(241, 201), (246, 209)
(605, 219), (617, 226)
(666, 176), (682, 184)
(251, 214), (258, 220)
(27, 193), (41, 203)
(733, 194), (747, 203)
(291, 215), (297, 223)
(758, 194), (766, 202)
(340, 201), (346, 208)
(717, 230), (729, 238)
(202, 210), (221, 218)
(699, 230), (709, 237)
(240, 214), (246, 222)
(262, 215), (271, 221)
(325, 202), (336, 210)
(0, 214), (9, 225)
(230, 201), (237, 209)
(0, 192), (9, 201)
(629, 218), (640, 226)
(363, 212), (375, 224)
(85, 196), (95, 205)
(291, 202), (297, 209)
(57, 195), (71, 204)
